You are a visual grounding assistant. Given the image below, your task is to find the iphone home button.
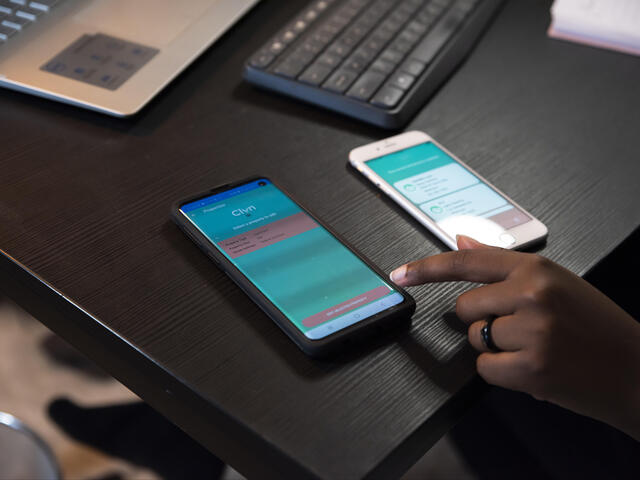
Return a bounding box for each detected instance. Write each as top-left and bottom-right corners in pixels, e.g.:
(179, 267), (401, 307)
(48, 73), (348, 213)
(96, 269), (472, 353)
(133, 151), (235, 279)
(499, 233), (516, 246)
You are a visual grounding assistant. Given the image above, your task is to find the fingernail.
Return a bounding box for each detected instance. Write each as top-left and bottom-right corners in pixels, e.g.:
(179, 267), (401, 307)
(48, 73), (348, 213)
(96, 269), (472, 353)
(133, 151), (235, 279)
(390, 265), (407, 284)
(456, 234), (479, 247)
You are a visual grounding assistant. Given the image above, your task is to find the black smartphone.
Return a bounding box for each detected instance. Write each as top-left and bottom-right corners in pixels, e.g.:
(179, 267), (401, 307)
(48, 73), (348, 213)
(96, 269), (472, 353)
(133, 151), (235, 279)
(172, 177), (415, 357)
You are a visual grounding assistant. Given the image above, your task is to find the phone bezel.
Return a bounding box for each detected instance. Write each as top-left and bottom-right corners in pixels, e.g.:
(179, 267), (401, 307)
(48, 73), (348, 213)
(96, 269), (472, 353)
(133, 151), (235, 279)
(171, 176), (415, 357)
(349, 131), (548, 250)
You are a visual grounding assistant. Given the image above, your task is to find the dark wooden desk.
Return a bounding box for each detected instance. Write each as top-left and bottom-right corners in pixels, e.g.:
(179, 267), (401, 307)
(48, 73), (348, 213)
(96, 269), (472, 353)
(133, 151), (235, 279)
(1, 0), (639, 478)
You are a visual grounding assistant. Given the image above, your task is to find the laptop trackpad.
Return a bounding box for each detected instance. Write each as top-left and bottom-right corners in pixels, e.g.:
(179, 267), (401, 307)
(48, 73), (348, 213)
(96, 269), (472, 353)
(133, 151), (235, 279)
(72, 0), (214, 47)
(41, 34), (159, 90)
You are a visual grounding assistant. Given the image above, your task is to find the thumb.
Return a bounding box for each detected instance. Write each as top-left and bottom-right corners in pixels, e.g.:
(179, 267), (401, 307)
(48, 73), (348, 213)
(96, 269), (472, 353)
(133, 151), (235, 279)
(456, 234), (497, 250)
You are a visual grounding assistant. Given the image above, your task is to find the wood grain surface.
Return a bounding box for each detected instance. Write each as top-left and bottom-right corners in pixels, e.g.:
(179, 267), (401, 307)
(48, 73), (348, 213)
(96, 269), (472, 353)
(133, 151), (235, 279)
(1, 0), (639, 478)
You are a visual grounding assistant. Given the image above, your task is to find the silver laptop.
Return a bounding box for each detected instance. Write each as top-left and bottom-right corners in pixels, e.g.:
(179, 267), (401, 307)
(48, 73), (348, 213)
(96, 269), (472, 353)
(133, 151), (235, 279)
(0, 0), (259, 116)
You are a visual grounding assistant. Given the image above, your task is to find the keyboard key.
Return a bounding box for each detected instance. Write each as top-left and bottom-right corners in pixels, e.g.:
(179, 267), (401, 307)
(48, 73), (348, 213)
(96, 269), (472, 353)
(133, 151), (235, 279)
(380, 17), (404, 36)
(0, 2), (14, 14)
(378, 0), (397, 8)
(400, 59), (426, 76)
(326, 16), (348, 32)
(317, 51), (341, 68)
(361, 36), (385, 54)
(348, 0), (369, 8)
(338, 4), (360, 21)
(411, 6), (465, 65)
(389, 71), (415, 90)
(340, 31), (360, 48)
(9, 0), (25, 5)
(28, 0), (56, 11)
(0, 23), (17, 40)
(357, 11), (379, 30)
(406, 20), (429, 36)
(391, 37), (413, 54)
(280, 29), (297, 44)
(456, 0), (479, 14)
(297, 39), (324, 56)
(343, 22), (368, 41)
(342, 52), (369, 73)
(346, 70), (386, 101)
(380, 48), (404, 65)
(352, 17), (374, 35)
(353, 44), (379, 63)
(268, 40), (286, 54)
(370, 58), (395, 74)
(304, 9), (319, 22)
(398, 0), (419, 15)
(390, 10), (411, 25)
(16, 6), (43, 20)
(288, 46), (317, 65)
(398, 29), (421, 45)
(306, 33), (328, 48)
(293, 19), (308, 32)
(417, 10), (437, 26)
(370, 84), (405, 108)
(311, 30), (333, 45)
(274, 58), (307, 78)
(2, 12), (31, 30)
(299, 62), (333, 86)
(327, 41), (351, 58)
(426, 2), (446, 16)
(249, 51), (275, 69)
(373, 25), (396, 43)
(323, 68), (358, 93)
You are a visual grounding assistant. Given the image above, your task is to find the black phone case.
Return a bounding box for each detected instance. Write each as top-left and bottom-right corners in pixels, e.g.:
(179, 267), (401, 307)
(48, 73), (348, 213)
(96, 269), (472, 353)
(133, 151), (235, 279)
(171, 176), (415, 357)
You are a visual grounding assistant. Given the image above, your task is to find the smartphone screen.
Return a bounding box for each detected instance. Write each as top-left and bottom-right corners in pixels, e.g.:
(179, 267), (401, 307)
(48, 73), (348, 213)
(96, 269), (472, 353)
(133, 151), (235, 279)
(179, 179), (404, 340)
(364, 142), (532, 246)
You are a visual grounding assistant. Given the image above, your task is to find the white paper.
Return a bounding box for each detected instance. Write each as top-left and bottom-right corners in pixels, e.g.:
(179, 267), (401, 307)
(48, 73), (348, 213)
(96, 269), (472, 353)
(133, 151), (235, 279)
(549, 0), (640, 56)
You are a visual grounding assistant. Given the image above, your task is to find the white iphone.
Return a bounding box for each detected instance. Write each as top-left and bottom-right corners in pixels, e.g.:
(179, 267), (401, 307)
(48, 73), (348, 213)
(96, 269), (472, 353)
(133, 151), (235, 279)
(349, 131), (548, 250)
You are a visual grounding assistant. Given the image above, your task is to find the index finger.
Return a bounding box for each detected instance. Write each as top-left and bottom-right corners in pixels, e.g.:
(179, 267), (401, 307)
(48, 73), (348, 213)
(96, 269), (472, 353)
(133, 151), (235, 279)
(390, 248), (522, 286)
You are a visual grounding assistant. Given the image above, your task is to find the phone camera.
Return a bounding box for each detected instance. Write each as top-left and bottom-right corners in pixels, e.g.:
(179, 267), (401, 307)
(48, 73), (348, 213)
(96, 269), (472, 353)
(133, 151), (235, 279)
(258, 181), (267, 186)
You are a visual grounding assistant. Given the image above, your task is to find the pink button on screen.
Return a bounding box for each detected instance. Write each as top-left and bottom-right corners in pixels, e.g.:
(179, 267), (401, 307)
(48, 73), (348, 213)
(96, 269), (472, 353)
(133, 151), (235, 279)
(302, 285), (391, 328)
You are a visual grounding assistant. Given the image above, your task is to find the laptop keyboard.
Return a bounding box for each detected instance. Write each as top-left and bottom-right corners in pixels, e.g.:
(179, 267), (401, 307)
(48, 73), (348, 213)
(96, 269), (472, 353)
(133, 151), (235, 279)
(0, 0), (59, 44)
(244, 0), (503, 128)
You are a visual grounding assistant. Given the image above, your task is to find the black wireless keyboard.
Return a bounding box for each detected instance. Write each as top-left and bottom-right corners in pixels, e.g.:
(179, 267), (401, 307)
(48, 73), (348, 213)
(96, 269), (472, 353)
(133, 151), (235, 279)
(244, 0), (504, 129)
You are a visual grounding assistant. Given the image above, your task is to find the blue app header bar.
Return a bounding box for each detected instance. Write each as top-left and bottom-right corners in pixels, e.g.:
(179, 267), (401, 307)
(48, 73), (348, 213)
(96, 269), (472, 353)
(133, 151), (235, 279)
(181, 179), (270, 212)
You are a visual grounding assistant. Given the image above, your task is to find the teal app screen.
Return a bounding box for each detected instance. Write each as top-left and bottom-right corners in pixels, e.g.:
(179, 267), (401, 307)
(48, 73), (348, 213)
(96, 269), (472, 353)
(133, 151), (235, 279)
(366, 142), (531, 245)
(180, 180), (403, 339)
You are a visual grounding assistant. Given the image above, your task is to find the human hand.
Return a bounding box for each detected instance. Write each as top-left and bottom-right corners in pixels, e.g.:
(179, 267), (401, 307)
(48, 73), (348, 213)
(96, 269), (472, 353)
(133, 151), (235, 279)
(390, 236), (640, 440)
